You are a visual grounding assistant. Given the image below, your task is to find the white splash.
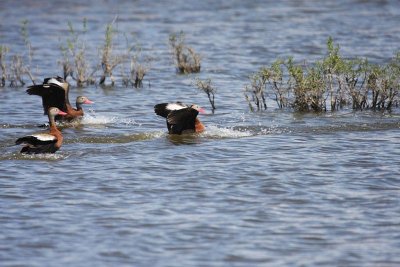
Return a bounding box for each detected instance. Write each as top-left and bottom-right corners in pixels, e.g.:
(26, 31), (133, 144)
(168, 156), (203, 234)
(201, 125), (253, 139)
(33, 153), (66, 160)
(81, 113), (140, 126)
(9, 152), (67, 161)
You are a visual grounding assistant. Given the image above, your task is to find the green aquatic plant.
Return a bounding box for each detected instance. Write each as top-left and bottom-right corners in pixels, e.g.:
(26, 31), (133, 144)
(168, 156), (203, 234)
(338, 58), (369, 110)
(302, 63), (326, 112)
(169, 31), (201, 74)
(20, 20), (37, 85)
(259, 59), (289, 109)
(367, 55), (400, 110)
(321, 36), (343, 110)
(247, 57), (326, 112)
(9, 55), (24, 87)
(20, 20), (32, 64)
(99, 17), (125, 86)
(59, 37), (73, 80)
(193, 77), (216, 111)
(58, 17), (152, 87)
(60, 18), (96, 86)
(246, 37), (400, 112)
(285, 57), (309, 111)
(282, 57), (325, 112)
(8, 20), (37, 87)
(244, 71), (268, 111)
(122, 57), (149, 88)
(121, 36), (151, 89)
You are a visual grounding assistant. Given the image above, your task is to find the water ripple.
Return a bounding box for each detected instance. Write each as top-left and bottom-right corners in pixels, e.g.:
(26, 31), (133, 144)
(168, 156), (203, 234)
(1, 1), (400, 266)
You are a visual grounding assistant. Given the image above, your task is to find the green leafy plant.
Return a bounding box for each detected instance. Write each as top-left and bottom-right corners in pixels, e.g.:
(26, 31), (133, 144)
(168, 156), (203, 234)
(246, 37), (400, 112)
(367, 57), (399, 110)
(99, 17), (125, 86)
(259, 59), (289, 109)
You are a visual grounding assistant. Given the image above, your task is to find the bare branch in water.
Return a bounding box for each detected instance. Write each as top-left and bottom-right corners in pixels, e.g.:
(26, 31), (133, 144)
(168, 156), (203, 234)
(193, 77), (216, 111)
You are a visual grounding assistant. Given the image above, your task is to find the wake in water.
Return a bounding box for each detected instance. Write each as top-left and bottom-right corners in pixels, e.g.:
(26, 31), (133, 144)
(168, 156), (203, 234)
(66, 131), (165, 144)
(164, 125), (254, 145)
(81, 111), (140, 126)
(200, 125), (253, 139)
(66, 125), (254, 145)
(0, 151), (67, 161)
(54, 111), (141, 128)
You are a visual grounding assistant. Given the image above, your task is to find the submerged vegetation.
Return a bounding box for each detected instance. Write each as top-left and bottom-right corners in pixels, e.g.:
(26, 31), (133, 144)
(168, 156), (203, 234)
(245, 37), (400, 112)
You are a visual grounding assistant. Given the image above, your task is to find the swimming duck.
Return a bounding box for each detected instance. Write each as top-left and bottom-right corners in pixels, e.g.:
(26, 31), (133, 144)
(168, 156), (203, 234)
(16, 107), (67, 154)
(154, 102), (205, 134)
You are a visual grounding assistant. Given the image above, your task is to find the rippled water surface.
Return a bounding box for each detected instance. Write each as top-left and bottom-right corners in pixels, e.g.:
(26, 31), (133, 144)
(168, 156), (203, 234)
(1, 0), (400, 266)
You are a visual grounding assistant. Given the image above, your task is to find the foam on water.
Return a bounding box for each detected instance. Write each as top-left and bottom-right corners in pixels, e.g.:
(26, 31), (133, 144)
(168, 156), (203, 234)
(0, 151), (67, 161)
(81, 113), (140, 126)
(55, 112), (141, 128)
(201, 125), (253, 139)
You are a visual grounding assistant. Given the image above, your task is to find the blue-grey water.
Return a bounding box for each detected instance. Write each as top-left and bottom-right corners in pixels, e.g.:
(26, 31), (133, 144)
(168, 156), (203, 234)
(1, 0), (400, 266)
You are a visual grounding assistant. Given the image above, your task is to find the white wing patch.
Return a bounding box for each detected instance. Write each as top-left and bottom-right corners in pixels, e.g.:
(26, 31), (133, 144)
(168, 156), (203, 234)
(47, 78), (65, 88)
(31, 133), (57, 142)
(166, 103), (187, 111)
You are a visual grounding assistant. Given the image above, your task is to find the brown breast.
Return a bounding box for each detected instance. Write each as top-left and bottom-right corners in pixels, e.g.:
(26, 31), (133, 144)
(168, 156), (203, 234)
(195, 118), (205, 133)
(66, 104), (84, 119)
(50, 127), (63, 148)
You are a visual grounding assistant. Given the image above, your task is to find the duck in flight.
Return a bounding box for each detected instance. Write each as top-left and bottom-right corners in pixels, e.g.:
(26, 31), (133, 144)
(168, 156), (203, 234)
(154, 102), (205, 134)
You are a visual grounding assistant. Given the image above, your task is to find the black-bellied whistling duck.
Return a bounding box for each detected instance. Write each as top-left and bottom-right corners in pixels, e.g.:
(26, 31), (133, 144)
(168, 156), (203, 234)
(26, 76), (93, 121)
(16, 107), (67, 154)
(154, 102), (206, 134)
(62, 96), (93, 121)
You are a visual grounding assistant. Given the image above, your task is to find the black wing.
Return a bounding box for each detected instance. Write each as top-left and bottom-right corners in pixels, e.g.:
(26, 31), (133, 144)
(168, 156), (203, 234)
(16, 135), (58, 154)
(16, 135), (56, 146)
(154, 103), (171, 118)
(19, 143), (58, 154)
(154, 102), (188, 118)
(27, 84), (67, 115)
(167, 108), (199, 134)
